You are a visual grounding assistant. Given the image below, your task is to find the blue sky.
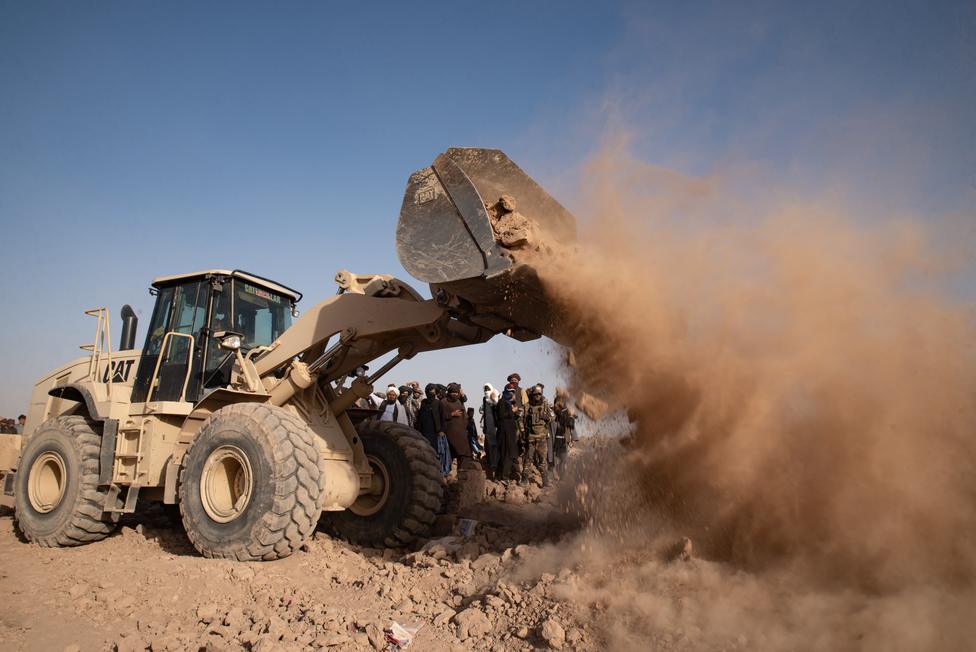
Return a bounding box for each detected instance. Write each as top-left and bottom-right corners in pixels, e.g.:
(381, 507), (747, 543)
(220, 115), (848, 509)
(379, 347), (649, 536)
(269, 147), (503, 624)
(1, 1), (973, 416)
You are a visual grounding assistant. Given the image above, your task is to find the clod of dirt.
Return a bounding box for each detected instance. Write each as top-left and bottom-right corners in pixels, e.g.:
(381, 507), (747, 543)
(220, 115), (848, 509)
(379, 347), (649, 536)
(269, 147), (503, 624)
(488, 194), (536, 249)
(664, 536), (694, 563)
(365, 622), (385, 650)
(541, 617), (566, 649)
(576, 393), (609, 420)
(453, 607), (492, 640)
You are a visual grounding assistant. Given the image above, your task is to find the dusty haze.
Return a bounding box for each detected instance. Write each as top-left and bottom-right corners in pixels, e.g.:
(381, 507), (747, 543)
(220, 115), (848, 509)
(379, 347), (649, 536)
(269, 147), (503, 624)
(528, 142), (976, 649)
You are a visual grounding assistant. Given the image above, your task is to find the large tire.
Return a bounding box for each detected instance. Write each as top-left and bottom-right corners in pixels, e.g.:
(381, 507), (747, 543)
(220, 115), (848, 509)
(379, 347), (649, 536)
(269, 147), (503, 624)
(178, 403), (323, 561)
(322, 420), (442, 547)
(14, 416), (117, 546)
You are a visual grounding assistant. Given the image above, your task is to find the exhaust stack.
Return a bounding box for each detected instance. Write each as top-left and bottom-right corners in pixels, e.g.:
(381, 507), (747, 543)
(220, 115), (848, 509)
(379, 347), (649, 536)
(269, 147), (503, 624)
(119, 304), (138, 351)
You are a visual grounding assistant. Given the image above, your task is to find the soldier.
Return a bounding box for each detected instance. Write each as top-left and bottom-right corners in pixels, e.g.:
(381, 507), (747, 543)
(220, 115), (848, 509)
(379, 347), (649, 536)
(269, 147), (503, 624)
(503, 372), (528, 440)
(408, 383), (423, 423)
(519, 385), (553, 487)
(552, 397), (576, 479)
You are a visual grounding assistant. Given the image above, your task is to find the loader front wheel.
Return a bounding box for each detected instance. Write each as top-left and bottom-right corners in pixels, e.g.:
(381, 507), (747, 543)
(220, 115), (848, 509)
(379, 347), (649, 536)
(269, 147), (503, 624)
(321, 421), (442, 548)
(178, 403), (323, 561)
(14, 416), (117, 547)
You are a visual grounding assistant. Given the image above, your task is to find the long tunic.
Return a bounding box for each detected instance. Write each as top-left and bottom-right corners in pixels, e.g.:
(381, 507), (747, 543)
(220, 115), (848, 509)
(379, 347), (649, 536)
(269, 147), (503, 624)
(416, 398), (444, 449)
(440, 397), (471, 457)
(377, 399), (408, 425)
(482, 397), (499, 472)
(496, 395), (519, 479)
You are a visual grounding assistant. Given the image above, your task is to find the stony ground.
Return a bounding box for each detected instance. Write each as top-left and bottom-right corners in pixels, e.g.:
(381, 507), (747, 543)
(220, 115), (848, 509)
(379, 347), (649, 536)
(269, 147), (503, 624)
(0, 469), (603, 652)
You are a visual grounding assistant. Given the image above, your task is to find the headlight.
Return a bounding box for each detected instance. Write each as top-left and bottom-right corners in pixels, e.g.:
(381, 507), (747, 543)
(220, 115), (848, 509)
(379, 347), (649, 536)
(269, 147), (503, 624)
(219, 334), (242, 351)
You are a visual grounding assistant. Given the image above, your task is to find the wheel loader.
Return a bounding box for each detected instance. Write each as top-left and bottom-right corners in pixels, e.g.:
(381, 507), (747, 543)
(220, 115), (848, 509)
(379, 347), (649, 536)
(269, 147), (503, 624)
(0, 148), (575, 561)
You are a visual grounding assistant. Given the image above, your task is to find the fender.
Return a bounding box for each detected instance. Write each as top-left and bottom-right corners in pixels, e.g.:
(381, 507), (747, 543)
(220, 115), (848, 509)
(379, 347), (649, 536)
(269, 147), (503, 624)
(48, 383), (104, 421)
(47, 383), (119, 486)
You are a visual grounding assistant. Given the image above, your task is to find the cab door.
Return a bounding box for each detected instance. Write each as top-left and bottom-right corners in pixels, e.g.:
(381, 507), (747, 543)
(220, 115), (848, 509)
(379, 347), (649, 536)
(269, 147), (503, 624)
(131, 281), (210, 403)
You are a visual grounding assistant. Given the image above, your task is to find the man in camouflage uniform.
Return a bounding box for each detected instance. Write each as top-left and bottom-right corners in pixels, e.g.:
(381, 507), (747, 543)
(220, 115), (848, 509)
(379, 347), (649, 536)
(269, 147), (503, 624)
(518, 385), (552, 487)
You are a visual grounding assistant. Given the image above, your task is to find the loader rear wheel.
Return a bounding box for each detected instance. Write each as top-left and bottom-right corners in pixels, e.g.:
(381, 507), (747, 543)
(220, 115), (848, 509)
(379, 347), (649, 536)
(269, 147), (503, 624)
(178, 403), (323, 561)
(14, 416), (116, 547)
(321, 420), (442, 548)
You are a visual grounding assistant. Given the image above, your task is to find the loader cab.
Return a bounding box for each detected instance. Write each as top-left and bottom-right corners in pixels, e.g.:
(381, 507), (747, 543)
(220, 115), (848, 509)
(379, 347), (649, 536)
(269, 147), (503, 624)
(130, 270), (301, 404)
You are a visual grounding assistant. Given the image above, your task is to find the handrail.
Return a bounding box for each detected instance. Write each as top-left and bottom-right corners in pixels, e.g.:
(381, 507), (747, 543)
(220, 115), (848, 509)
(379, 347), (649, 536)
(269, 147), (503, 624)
(81, 307), (113, 399)
(147, 332), (195, 403)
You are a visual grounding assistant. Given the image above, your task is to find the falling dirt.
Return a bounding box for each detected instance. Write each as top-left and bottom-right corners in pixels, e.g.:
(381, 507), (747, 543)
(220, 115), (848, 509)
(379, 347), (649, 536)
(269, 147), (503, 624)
(522, 141), (976, 650)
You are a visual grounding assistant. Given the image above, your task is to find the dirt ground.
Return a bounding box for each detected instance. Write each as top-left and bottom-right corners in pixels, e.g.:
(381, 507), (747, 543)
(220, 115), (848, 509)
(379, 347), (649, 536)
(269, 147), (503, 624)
(4, 438), (968, 652)
(0, 463), (603, 652)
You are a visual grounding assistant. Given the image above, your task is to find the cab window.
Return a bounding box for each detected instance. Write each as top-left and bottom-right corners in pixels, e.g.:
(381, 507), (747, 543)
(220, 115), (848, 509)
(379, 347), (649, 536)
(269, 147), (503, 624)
(232, 280), (292, 348)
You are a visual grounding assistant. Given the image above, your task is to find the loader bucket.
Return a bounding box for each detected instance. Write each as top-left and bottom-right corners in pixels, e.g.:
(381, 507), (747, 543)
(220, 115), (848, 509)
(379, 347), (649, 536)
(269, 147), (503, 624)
(397, 148), (576, 342)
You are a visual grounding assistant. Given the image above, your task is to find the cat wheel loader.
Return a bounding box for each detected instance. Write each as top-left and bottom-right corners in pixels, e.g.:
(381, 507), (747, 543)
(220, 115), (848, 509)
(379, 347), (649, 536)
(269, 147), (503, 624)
(0, 148), (575, 561)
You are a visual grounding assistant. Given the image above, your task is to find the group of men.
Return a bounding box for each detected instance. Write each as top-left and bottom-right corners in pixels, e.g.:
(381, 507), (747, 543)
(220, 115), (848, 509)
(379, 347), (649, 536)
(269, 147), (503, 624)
(483, 373), (576, 487)
(358, 381), (479, 476)
(358, 373), (576, 487)
(0, 414), (25, 434)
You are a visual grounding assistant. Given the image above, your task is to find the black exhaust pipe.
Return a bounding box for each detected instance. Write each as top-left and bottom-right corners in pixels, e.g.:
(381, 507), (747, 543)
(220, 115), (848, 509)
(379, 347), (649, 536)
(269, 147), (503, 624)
(119, 304), (138, 351)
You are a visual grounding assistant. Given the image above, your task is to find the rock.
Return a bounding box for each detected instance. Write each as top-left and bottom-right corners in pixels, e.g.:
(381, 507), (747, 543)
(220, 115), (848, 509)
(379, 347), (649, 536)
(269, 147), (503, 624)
(433, 607), (456, 626)
(471, 553), (499, 572)
(353, 632), (370, 648)
(196, 604), (219, 624)
(453, 607), (492, 640)
(541, 618), (565, 649)
(421, 536), (461, 560)
(223, 606), (246, 629)
(566, 628), (584, 645)
(251, 637), (278, 652)
(313, 633), (351, 647)
(485, 595), (506, 610)
(113, 634), (149, 652)
(516, 627), (529, 639)
(365, 623), (385, 650)
(458, 541), (481, 561)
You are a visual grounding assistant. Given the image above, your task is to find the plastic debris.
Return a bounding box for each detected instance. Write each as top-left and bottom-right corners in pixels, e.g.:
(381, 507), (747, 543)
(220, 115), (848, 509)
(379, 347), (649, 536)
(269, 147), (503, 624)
(386, 621), (420, 648)
(458, 518), (479, 537)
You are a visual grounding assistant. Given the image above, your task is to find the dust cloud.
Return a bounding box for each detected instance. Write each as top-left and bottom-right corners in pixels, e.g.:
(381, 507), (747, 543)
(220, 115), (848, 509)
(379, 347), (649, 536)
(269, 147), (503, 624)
(528, 142), (976, 649)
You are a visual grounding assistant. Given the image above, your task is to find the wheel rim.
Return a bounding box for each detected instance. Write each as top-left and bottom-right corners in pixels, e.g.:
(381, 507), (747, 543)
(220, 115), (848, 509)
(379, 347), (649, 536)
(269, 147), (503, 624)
(28, 451), (68, 513)
(200, 445), (254, 523)
(349, 454), (391, 517)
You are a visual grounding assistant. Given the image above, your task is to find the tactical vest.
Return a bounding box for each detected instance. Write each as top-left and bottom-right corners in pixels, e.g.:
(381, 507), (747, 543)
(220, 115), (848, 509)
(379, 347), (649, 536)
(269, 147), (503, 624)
(526, 404), (550, 440)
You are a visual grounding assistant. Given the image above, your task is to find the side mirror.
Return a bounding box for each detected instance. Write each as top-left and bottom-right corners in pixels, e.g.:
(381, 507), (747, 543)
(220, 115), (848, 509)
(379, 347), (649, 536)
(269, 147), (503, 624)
(214, 330), (245, 351)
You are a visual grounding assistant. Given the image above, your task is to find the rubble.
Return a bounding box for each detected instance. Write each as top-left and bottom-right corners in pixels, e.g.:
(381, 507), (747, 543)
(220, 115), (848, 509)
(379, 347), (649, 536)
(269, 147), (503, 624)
(0, 455), (598, 651)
